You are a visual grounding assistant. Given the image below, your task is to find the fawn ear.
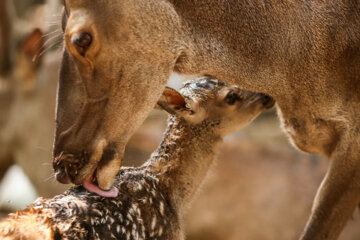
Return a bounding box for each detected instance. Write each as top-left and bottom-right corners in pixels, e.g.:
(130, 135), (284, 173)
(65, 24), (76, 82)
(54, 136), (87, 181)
(156, 87), (206, 123)
(156, 87), (187, 115)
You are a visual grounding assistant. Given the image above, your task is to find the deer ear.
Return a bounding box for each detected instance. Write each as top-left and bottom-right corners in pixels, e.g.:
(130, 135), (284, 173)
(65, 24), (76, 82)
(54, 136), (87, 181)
(156, 87), (188, 115)
(14, 29), (44, 91)
(20, 28), (43, 61)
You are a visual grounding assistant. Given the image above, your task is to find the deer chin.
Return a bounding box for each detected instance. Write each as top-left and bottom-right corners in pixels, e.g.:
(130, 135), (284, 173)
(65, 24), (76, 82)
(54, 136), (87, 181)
(95, 155), (122, 190)
(79, 155), (122, 198)
(76, 162), (120, 197)
(74, 139), (122, 197)
(83, 172), (119, 198)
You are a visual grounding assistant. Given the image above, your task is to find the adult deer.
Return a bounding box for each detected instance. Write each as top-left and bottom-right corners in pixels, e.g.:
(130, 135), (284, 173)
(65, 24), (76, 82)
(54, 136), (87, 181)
(54, 1), (360, 239)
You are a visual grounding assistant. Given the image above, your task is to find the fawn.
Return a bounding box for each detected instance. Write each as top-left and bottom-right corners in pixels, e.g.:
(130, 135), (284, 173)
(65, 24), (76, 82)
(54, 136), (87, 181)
(0, 77), (273, 239)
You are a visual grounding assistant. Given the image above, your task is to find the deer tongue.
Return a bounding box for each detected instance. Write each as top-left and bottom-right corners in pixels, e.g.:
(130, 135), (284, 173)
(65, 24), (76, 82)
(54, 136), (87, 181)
(83, 175), (119, 198)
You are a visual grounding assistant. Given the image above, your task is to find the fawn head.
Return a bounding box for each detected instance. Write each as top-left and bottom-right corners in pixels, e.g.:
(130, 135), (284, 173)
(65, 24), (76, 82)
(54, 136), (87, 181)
(53, 0), (181, 194)
(157, 77), (275, 136)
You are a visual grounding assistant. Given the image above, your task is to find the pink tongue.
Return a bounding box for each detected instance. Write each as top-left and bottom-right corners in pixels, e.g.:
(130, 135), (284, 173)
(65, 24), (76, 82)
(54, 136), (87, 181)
(83, 177), (119, 198)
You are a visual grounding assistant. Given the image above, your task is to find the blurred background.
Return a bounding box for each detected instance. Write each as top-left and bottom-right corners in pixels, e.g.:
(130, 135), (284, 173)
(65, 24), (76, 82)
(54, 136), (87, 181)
(0, 1), (359, 239)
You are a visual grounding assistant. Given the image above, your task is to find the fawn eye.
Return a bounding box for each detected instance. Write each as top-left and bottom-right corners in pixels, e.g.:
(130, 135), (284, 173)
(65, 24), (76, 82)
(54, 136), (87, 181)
(225, 91), (237, 105)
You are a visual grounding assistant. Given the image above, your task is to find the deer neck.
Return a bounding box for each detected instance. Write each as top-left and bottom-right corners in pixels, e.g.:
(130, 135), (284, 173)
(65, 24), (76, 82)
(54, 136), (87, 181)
(145, 115), (222, 213)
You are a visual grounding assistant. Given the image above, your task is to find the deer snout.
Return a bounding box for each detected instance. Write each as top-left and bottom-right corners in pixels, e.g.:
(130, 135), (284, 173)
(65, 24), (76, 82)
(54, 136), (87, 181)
(53, 153), (70, 184)
(55, 168), (70, 184)
(53, 153), (73, 184)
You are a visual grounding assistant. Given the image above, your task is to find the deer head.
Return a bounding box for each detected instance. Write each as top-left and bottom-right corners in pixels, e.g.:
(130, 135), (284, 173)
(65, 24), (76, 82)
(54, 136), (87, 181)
(53, 0), (183, 194)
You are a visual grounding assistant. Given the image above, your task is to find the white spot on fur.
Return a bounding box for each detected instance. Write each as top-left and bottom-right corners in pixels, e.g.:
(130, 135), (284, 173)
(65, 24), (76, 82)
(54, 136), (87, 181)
(159, 201), (164, 216)
(132, 226), (136, 238)
(127, 213), (133, 221)
(118, 213), (124, 222)
(151, 189), (156, 197)
(151, 215), (157, 230)
(158, 226), (163, 236)
(109, 216), (115, 224)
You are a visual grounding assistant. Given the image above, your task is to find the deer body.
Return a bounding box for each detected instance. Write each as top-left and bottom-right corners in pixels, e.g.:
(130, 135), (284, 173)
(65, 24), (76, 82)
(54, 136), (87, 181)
(54, 1), (360, 239)
(0, 77), (273, 239)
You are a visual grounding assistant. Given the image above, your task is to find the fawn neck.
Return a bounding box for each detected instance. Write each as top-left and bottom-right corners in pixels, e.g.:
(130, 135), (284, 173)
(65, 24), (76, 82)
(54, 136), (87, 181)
(146, 116), (222, 213)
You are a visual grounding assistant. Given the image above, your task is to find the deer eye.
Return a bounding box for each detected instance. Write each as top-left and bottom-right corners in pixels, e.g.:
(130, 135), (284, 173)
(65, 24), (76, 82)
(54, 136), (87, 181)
(225, 91), (238, 105)
(71, 32), (93, 56)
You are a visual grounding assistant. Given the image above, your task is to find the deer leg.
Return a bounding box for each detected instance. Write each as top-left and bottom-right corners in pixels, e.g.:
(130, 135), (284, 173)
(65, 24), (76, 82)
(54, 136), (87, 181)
(300, 134), (360, 240)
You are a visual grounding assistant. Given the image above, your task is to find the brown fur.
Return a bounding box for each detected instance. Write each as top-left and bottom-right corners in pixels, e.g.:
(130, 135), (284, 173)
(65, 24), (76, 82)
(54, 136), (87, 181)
(54, 1), (360, 239)
(0, 208), (54, 240)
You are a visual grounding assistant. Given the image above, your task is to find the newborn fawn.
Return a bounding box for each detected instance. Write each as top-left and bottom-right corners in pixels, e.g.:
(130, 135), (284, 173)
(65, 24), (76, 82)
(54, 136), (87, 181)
(0, 77), (274, 240)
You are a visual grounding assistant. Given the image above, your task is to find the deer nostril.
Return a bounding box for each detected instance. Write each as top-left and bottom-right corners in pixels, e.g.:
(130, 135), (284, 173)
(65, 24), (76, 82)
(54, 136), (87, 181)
(71, 32), (92, 56)
(55, 169), (70, 184)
